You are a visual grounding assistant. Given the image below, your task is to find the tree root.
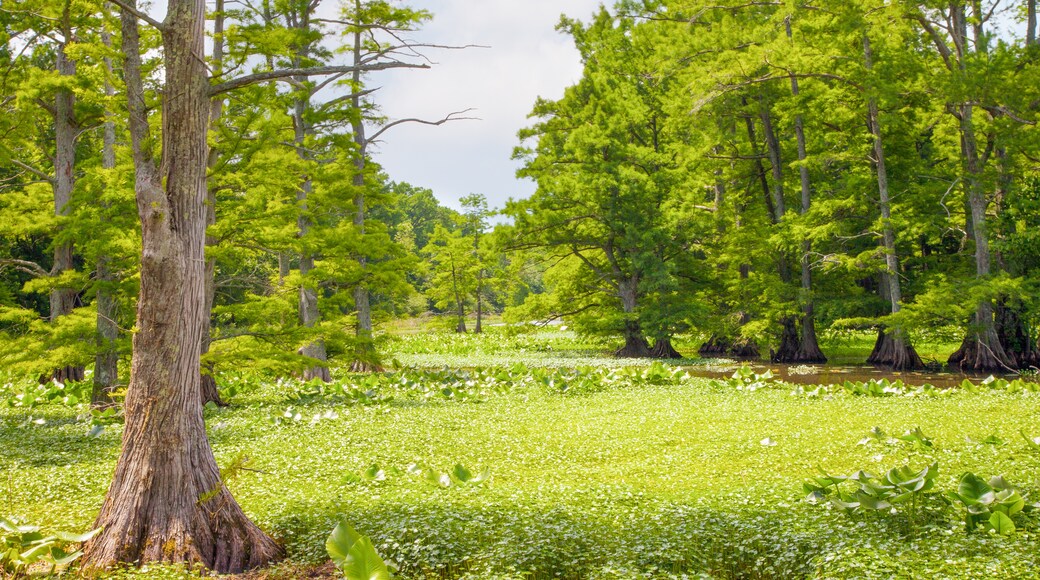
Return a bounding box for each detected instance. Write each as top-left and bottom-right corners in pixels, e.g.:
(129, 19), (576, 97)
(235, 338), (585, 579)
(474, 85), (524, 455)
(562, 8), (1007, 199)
(866, 328), (924, 371)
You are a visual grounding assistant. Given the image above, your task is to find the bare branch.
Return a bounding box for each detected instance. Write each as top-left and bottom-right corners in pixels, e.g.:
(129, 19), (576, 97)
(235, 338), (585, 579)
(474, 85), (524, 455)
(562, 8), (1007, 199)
(209, 62), (430, 97)
(0, 258), (49, 277)
(105, 0), (164, 31)
(368, 109), (479, 143)
(11, 159), (54, 183)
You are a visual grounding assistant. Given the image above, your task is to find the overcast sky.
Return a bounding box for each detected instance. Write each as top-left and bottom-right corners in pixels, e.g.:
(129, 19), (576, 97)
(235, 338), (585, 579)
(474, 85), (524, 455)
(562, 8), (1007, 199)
(368, 1), (604, 212)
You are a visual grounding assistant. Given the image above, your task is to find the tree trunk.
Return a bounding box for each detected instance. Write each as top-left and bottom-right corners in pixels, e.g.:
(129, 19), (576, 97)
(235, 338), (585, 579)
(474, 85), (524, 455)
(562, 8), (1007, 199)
(770, 318), (799, 363)
(348, 10), (382, 373)
(293, 103), (329, 381)
(698, 335), (729, 356)
(82, 2), (281, 572)
(862, 33), (922, 370)
(201, 0), (227, 405)
(947, 104), (1015, 372)
(867, 327), (924, 371)
(1029, 0), (1037, 47)
(475, 270), (484, 334)
(615, 278), (650, 357)
(786, 17), (825, 364)
(92, 23), (120, 406)
(650, 337), (682, 359)
(93, 259), (120, 406)
(451, 259), (467, 333)
(995, 298), (1040, 368)
(299, 249), (331, 382)
(759, 102), (801, 363)
(49, 25), (84, 384)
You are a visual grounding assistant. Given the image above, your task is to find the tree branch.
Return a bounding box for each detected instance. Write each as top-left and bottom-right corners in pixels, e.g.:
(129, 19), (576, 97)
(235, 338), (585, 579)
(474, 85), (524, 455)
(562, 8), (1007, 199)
(0, 258), (49, 277)
(11, 159), (54, 183)
(105, 0), (164, 30)
(209, 62), (430, 97)
(368, 109), (479, 143)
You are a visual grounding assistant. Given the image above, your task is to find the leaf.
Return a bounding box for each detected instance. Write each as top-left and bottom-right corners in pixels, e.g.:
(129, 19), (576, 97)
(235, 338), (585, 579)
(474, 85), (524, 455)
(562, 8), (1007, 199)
(340, 534), (391, 580)
(326, 518), (363, 566)
(363, 464), (386, 482)
(49, 546), (83, 566)
(994, 489), (1026, 517)
(326, 520), (392, 580)
(981, 434), (1004, 445)
(53, 528), (101, 544)
(451, 463), (472, 482)
(1020, 429), (1040, 451)
(956, 473), (994, 505)
(989, 511), (1015, 535)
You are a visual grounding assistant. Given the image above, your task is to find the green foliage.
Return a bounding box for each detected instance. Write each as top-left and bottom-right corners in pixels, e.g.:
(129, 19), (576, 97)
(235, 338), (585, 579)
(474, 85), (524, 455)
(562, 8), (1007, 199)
(0, 516), (99, 575)
(951, 473), (1036, 535)
(708, 364), (778, 392)
(805, 462), (942, 533)
(327, 518), (392, 580)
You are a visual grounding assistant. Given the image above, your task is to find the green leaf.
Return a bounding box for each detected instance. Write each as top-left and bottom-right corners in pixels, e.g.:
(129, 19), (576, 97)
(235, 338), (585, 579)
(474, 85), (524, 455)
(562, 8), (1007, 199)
(326, 518), (363, 566)
(340, 534), (391, 580)
(363, 464), (386, 482)
(50, 547), (83, 566)
(957, 473), (995, 505)
(451, 463), (472, 482)
(53, 528), (101, 544)
(989, 511), (1015, 535)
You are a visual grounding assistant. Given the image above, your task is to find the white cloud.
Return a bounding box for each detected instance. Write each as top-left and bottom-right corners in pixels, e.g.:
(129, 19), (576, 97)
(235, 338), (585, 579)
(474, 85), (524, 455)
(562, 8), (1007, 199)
(366, 0), (603, 210)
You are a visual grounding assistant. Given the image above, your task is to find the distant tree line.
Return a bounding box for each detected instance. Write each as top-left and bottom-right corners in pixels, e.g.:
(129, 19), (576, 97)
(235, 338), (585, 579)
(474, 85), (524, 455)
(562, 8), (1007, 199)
(505, 0), (1040, 372)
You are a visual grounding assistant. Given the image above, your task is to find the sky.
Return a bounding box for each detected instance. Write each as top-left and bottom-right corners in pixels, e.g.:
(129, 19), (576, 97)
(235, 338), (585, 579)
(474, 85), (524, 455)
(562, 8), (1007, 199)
(367, 0), (604, 212)
(144, 0), (605, 212)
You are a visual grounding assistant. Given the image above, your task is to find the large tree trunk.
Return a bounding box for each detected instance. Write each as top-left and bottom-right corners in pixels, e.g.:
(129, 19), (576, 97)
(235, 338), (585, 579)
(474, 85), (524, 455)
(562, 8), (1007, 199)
(698, 335), (729, 356)
(82, 3), (281, 571)
(49, 26), (84, 384)
(947, 103), (1015, 372)
(770, 317), (799, 363)
(863, 33), (922, 370)
(995, 298), (1040, 368)
(200, 0), (226, 404)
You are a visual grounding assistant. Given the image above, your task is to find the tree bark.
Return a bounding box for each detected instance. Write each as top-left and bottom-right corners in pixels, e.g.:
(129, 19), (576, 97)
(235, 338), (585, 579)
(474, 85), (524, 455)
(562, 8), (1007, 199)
(863, 33), (922, 370)
(289, 8), (330, 382)
(82, 2), (282, 571)
(947, 102), (1015, 371)
(615, 277), (650, 357)
(650, 337), (682, 359)
(759, 101), (802, 362)
(348, 9), (382, 373)
(49, 8), (85, 384)
(201, 0), (227, 404)
(92, 22), (120, 406)
(785, 17), (825, 364)
(1029, 0), (1037, 47)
